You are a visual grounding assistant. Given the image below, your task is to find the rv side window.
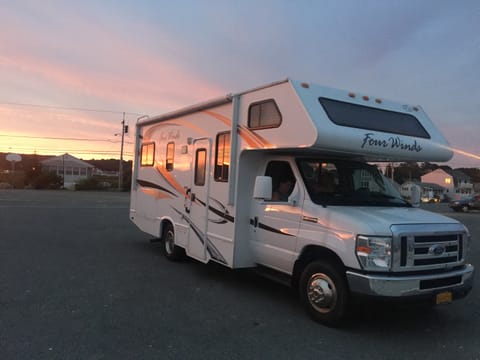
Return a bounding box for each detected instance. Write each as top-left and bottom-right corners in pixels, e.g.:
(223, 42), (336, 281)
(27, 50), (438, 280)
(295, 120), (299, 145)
(214, 132), (230, 182)
(194, 149), (207, 186)
(248, 99), (282, 129)
(141, 142), (155, 167)
(166, 142), (175, 171)
(319, 97), (430, 139)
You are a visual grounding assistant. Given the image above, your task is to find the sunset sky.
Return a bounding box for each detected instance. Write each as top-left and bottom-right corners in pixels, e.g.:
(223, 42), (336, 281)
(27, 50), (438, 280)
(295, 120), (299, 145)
(1, 1), (479, 167)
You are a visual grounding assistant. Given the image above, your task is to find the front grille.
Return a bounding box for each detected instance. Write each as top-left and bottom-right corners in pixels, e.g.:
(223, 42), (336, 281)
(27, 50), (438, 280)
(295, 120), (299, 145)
(392, 224), (466, 272)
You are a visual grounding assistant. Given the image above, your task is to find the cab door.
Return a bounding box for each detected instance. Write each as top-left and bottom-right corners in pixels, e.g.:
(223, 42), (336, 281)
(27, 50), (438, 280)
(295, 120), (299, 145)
(251, 160), (303, 273)
(186, 138), (211, 262)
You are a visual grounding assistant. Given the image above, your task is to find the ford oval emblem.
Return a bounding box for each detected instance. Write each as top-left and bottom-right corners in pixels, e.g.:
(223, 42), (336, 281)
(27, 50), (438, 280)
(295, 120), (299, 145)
(429, 244), (445, 256)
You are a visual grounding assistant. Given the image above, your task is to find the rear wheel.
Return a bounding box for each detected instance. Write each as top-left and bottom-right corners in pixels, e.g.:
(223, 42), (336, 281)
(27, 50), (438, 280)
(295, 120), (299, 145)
(161, 223), (185, 261)
(461, 205), (469, 213)
(299, 260), (349, 326)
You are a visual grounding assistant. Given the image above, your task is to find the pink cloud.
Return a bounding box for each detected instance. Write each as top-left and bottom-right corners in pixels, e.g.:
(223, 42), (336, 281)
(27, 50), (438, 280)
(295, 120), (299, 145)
(0, 11), (226, 115)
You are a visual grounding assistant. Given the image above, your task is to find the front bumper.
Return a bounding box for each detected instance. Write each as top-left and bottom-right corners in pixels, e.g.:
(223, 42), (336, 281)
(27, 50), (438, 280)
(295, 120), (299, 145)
(347, 264), (474, 299)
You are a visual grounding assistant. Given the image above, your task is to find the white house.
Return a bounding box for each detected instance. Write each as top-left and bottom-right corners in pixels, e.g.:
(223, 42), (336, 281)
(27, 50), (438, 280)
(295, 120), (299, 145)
(421, 168), (454, 195)
(421, 168), (474, 199)
(450, 169), (474, 197)
(41, 153), (94, 189)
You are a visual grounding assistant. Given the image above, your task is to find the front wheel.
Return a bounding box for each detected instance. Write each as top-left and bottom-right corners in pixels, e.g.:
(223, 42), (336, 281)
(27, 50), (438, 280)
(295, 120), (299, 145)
(161, 223), (185, 261)
(299, 261), (349, 326)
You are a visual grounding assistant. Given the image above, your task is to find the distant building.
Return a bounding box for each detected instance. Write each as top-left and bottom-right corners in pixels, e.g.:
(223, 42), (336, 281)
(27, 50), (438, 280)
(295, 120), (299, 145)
(449, 169), (474, 197)
(421, 168), (473, 199)
(421, 169), (454, 195)
(41, 153), (94, 189)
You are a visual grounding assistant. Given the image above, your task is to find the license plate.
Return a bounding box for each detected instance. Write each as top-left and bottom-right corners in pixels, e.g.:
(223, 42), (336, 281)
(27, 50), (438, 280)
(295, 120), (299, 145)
(436, 291), (453, 305)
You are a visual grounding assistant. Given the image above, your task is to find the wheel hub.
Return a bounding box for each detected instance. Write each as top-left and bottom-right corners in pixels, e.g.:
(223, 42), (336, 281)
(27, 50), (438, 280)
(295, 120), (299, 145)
(165, 231), (174, 254)
(307, 273), (337, 313)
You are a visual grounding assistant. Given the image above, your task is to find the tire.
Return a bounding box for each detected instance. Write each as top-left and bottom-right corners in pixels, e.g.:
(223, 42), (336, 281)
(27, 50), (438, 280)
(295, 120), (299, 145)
(461, 205), (469, 213)
(299, 260), (349, 326)
(161, 223), (185, 261)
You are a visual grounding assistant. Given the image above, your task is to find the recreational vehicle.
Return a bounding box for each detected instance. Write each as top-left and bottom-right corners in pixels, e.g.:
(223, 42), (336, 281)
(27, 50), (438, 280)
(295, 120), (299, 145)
(130, 79), (474, 325)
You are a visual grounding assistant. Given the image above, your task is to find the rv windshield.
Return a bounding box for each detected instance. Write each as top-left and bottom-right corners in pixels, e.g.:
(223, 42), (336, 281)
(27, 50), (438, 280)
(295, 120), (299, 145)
(297, 159), (409, 207)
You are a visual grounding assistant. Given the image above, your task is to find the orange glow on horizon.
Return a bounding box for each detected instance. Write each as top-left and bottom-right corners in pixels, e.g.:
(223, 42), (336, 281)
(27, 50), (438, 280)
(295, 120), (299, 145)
(0, 105), (134, 160)
(0, 130), (134, 160)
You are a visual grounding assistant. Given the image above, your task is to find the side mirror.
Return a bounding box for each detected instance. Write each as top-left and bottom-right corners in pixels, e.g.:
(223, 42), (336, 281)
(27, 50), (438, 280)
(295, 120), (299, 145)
(253, 176), (272, 200)
(410, 186), (420, 208)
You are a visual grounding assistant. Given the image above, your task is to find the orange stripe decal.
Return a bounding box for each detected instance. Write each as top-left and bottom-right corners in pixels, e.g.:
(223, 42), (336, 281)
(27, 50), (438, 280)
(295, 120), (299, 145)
(140, 187), (173, 199)
(155, 163), (187, 196)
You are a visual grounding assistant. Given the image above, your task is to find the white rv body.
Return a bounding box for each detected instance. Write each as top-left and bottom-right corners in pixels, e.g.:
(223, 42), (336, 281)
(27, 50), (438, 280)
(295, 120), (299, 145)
(130, 79), (473, 324)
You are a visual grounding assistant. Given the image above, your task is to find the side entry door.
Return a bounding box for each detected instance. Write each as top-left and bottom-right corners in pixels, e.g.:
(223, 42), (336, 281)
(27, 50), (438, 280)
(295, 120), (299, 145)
(251, 160), (303, 273)
(186, 138), (211, 262)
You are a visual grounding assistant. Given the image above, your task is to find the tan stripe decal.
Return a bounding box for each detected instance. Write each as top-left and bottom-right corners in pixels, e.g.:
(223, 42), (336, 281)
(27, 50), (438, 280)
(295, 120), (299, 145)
(237, 127), (262, 148)
(202, 110), (231, 126)
(238, 125), (273, 148)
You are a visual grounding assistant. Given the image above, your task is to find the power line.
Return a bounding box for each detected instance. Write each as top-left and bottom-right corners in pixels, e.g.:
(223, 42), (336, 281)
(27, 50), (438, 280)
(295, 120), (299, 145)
(0, 144), (133, 154)
(0, 148), (133, 155)
(0, 133), (133, 144)
(0, 101), (144, 116)
(0, 144), (133, 152)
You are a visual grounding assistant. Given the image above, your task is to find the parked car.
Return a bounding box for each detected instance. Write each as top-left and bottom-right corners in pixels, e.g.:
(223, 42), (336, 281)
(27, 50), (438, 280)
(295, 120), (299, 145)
(449, 194), (480, 212)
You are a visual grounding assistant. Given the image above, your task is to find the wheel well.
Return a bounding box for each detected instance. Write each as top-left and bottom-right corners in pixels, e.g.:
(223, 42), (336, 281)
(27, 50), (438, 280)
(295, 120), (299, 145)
(160, 219), (173, 239)
(292, 245), (345, 289)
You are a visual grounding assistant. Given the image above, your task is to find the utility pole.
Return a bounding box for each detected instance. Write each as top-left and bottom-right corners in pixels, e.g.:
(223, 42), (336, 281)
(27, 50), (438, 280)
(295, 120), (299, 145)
(118, 112), (126, 191)
(62, 154), (65, 189)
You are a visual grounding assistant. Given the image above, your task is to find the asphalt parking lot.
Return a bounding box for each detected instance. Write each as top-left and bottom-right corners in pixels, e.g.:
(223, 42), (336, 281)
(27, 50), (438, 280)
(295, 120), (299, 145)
(0, 190), (479, 360)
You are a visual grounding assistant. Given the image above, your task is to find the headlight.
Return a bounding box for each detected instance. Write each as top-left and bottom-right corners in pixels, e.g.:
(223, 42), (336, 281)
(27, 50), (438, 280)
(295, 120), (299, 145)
(356, 235), (392, 271)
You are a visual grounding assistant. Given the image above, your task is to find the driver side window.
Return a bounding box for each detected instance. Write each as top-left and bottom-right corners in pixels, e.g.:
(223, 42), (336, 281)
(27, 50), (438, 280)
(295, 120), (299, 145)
(265, 161), (295, 202)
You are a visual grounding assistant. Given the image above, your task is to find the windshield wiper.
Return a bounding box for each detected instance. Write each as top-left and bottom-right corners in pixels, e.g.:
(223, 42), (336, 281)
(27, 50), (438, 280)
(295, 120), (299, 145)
(369, 193), (411, 206)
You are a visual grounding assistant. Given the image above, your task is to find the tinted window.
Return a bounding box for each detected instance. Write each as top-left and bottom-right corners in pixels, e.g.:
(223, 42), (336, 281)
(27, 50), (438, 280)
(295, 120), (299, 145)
(141, 142), (155, 166)
(319, 97), (430, 139)
(195, 149), (207, 186)
(214, 132), (230, 182)
(166, 142), (174, 171)
(248, 99), (282, 129)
